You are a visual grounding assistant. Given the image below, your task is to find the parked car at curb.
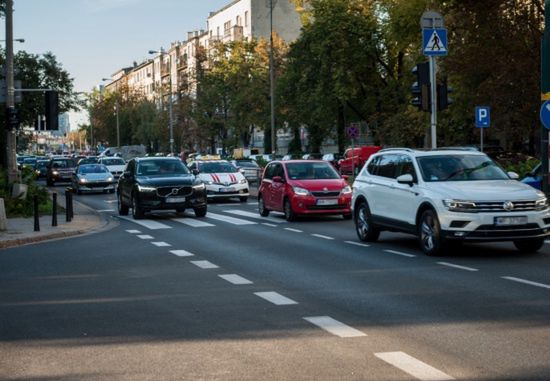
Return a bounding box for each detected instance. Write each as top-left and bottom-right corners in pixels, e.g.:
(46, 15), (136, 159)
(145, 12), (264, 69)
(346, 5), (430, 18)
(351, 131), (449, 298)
(258, 160), (352, 221)
(72, 164), (116, 194)
(339, 146), (382, 175)
(117, 157), (207, 220)
(352, 148), (550, 256)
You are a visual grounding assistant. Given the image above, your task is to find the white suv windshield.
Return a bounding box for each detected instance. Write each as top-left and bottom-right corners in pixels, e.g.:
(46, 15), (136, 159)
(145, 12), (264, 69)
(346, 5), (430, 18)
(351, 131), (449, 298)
(417, 155), (509, 182)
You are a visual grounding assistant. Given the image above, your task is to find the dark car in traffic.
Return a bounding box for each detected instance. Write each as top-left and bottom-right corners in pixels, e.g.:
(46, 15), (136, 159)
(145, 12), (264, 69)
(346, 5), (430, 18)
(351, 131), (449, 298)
(46, 157), (77, 186)
(117, 157), (207, 219)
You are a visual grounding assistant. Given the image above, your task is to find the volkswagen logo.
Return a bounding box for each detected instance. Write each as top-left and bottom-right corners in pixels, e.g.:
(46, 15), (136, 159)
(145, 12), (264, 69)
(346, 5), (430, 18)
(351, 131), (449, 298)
(503, 201), (514, 211)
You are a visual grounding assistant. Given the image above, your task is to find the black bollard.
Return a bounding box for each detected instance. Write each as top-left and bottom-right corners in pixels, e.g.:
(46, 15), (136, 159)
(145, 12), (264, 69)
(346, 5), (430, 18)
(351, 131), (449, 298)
(52, 192), (58, 227)
(33, 195), (40, 232)
(65, 190), (71, 222)
(69, 191), (74, 220)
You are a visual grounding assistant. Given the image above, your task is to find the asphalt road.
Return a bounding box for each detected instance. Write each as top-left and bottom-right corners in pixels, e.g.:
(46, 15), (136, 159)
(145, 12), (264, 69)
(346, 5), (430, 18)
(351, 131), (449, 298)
(1, 187), (550, 380)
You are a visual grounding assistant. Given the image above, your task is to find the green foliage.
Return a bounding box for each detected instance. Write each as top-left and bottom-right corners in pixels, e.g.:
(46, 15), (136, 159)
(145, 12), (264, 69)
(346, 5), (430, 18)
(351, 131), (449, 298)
(495, 154), (539, 177)
(0, 168), (50, 217)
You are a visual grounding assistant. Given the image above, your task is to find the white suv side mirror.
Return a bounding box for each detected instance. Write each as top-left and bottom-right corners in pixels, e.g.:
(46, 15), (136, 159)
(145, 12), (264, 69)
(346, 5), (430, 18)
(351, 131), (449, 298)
(397, 173), (414, 185)
(507, 171), (519, 180)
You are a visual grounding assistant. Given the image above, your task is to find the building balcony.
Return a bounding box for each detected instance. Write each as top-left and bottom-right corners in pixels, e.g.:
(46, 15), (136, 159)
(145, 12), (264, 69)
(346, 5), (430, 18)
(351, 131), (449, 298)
(222, 25), (244, 42)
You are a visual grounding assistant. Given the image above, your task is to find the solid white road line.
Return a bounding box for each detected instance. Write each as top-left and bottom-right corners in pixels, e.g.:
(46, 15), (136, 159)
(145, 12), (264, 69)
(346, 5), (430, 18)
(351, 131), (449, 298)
(262, 223), (277, 227)
(437, 262), (478, 272)
(374, 352), (454, 381)
(502, 276), (550, 290)
(126, 230), (141, 234)
(385, 249), (416, 258)
(206, 212), (257, 225)
(224, 209), (286, 223)
(311, 234), (334, 240)
(254, 291), (298, 305)
(345, 241), (370, 248)
(303, 316), (366, 338)
(218, 274), (253, 285)
(284, 228), (303, 233)
(137, 235), (153, 240)
(119, 216), (172, 230)
(190, 260), (219, 269)
(97, 209), (115, 212)
(169, 249), (195, 257)
(173, 218), (215, 227)
(151, 242), (171, 247)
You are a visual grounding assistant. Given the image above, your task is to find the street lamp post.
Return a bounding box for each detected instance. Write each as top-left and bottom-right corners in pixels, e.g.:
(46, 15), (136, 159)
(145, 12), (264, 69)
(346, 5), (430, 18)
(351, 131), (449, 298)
(269, 0), (276, 156)
(149, 49), (174, 155)
(5, 0), (18, 182)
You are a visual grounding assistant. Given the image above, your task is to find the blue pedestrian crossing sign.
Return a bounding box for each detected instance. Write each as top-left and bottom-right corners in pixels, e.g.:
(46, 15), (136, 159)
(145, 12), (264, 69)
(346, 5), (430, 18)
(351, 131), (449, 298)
(540, 100), (550, 130)
(475, 106), (490, 128)
(423, 28), (448, 56)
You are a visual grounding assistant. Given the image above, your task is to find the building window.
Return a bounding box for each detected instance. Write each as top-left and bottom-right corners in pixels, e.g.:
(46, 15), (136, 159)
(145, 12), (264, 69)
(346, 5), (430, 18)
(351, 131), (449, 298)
(217, 26), (220, 37)
(224, 21), (231, 33)
(236, 15), (241, 26)
(245, 11), (248, 27)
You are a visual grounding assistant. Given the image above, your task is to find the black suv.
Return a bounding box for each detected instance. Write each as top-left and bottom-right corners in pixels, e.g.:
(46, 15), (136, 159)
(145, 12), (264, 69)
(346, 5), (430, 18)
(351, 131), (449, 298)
(117, 157), (207, 219)
(46, 157), (76, 186)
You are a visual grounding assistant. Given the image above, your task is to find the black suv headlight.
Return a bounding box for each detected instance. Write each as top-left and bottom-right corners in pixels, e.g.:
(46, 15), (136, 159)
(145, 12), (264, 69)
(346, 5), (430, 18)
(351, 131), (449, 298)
(137, 184), (156, 192)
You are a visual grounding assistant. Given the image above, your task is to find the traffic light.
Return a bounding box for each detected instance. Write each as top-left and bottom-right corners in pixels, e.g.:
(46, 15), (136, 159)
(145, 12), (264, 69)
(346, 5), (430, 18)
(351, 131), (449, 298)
(45, 90), (59, 130)
(6, 106), (19, 130)
(411, 61), (430, 112)
(437, 79), (453, 111)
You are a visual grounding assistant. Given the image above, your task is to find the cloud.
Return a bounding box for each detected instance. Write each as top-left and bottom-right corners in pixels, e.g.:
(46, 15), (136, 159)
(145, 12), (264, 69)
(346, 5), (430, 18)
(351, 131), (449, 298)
(85, 0), (144, 13)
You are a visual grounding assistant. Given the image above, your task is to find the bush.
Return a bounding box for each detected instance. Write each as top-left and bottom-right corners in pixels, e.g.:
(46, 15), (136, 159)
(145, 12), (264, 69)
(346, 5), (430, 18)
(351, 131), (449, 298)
(494, 153), (539, 177)
(0, 168), (51, 217)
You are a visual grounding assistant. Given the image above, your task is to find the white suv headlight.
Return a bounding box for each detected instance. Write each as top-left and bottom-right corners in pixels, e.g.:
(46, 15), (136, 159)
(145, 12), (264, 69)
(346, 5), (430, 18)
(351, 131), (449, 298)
(443, 199), (476, 212)
(535, 197), (548, 210)
(292, 186), (310, 196)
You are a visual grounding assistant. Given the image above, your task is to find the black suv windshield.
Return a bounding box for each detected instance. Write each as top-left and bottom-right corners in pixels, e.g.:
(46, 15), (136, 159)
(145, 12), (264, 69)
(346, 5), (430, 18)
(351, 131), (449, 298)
(286, 162), (340, 180)
(417, 155), (509, 182)
(137, 160), (190, 176)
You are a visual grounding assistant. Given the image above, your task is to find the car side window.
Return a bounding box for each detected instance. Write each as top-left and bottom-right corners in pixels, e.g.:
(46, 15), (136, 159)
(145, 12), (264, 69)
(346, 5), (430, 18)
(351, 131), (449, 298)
(367, 156), (380, 175)
(274, 164), (284, 179)
(377, 154), (399, 179)
(264, 163), (275, 180)
(396, 155), (417, 181)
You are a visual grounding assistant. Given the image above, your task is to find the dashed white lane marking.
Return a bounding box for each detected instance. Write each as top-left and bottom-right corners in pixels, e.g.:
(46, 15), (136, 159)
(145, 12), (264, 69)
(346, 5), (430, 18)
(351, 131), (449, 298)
(345, 241), (370, 247)
(151, 241), (171, 247)
(502, 276), (550, 290)
(206, 212), (257, 225)
(311, 234), (334, 240)
(173, 218), (215, 227)
(385, 249), (416, 258)
(437, 262), (478, 272)
(254, 291), (298, 305)
(169, 249), (195, 257)
(303, 316), (366, 338)
(126, 230), (141, 234)
(247, 202), (258, 205)
(190, 260), (219, 269)
(105, 200), (118, 204)
(97, 209), (115, 212)
(119, 216), (172, 230)
(137, 234), (153, 240)
(285, 228), (303, 233)
(262, 223), (277, 227)
(374, 352), (454, 380)
(224, 209), (286, 223)
(219, 274), (253, 285)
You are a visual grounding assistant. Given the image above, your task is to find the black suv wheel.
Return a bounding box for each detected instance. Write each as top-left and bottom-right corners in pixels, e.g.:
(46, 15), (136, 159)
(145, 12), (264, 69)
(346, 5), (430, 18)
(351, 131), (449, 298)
(132, 193), (145, 219)
(118, 192), (129, 215)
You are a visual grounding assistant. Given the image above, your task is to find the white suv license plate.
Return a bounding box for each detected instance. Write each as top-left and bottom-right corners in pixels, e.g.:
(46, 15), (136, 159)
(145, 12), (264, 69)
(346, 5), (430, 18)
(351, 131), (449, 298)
(220, 187), (236, 193)
(166, 197), (186, 203)
(495, 216), (527, 226)
(317, 199), (338, 206)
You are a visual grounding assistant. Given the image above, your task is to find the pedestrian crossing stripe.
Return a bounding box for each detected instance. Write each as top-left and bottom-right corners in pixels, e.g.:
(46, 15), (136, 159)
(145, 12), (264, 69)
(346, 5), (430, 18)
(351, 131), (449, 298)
(423, 28), (448, 56)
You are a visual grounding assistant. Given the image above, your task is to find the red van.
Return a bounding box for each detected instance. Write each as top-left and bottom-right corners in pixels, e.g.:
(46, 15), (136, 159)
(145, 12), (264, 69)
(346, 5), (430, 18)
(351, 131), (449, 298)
(338, 146), (382, 175)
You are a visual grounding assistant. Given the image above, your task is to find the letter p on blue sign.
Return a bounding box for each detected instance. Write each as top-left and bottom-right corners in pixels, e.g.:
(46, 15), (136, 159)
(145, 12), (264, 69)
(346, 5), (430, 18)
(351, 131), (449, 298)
(475, 106), (490, 128)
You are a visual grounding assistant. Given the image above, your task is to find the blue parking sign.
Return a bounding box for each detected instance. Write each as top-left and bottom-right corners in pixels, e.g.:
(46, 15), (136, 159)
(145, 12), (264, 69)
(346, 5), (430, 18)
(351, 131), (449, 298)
(475, 106), (490, 128)
(540, 100), (550, 130)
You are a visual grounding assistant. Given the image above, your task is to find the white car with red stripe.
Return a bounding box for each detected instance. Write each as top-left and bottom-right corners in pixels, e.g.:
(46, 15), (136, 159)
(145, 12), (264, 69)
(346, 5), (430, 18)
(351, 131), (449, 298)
(188, 160), (249, 202)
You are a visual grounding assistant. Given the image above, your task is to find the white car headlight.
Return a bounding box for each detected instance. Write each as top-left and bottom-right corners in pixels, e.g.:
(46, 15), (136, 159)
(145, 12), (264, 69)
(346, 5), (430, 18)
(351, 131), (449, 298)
(107, 177), (114, 182)
(443, 199), (476, 212)
(203, 180), (213, 185)
(137, 184), (156, 192)
(79, 177), (87, 184)
(535, 197), (548, 210)
(239, 178), (247, 184)
(341, 185), (352, 194)
(292, 186), (310, 196)
(52, 170), (59, 175)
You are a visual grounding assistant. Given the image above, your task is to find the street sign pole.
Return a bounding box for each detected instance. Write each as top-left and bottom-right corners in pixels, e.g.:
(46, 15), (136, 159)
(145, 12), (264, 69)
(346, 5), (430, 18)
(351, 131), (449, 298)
(541, 0), (550, 195)
(429, 56), (437, 149)
(481, 128), (484, 152)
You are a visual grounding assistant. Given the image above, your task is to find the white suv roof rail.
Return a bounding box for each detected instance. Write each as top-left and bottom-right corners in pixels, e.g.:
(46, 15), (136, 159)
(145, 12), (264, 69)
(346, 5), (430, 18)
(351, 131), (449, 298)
(378, 147), (417, 153)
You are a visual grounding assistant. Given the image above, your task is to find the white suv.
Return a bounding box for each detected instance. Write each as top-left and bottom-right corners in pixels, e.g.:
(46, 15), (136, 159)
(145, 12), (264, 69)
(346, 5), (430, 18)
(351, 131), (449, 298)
(351, 148), (550, 255)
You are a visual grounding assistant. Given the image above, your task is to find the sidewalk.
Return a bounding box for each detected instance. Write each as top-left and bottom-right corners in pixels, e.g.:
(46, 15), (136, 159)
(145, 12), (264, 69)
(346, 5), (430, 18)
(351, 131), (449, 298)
(0, 198), (109, 250)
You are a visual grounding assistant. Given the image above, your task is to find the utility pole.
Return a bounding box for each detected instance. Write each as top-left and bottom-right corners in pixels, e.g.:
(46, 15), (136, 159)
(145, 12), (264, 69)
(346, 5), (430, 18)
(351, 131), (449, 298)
(5, 0), (18, 182)
(115, 101), (120, 148)
(541, 0), (550, 194)
(269, 0), (276, 156)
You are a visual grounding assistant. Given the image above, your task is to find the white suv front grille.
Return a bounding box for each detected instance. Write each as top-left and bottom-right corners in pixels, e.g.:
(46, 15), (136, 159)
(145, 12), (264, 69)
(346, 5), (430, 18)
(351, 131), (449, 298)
(463, 200), (539, 213)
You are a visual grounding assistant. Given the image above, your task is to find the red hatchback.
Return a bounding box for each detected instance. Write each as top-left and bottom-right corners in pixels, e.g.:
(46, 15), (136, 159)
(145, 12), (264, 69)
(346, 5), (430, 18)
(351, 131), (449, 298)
(258, 160), (352, 221)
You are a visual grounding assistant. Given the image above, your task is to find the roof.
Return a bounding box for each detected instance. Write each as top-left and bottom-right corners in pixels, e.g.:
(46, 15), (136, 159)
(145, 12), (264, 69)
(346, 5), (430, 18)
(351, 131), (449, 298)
(378, 147), (486, 157)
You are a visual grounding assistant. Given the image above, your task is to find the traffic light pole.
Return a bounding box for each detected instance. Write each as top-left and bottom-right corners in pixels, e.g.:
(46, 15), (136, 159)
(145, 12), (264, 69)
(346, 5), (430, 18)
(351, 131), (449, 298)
(429, 56), (438, 149)
(5, 0), (18, 183)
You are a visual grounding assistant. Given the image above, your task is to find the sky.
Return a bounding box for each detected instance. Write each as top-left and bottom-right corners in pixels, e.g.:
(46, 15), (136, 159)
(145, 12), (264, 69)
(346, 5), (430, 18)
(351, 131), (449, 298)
(1, 0), (230, 128)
